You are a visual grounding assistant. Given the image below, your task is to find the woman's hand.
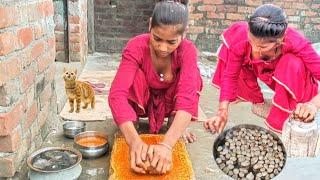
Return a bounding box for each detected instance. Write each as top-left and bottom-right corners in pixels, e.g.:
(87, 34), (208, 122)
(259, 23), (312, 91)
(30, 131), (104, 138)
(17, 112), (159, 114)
(293, 102), (318, 122)
(147, 143), (172, 174)
(204, 108), (228, 133)
(129, 138), (149, 174)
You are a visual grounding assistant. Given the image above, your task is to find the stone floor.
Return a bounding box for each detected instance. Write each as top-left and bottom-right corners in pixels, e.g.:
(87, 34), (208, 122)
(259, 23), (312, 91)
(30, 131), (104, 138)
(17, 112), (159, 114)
(34, 52), (320, 180)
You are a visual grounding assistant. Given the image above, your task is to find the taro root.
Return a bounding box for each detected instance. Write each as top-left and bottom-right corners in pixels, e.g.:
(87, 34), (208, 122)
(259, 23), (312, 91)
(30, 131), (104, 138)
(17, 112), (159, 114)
(214, 127), (286, 179)
(216, 158), (222, 164)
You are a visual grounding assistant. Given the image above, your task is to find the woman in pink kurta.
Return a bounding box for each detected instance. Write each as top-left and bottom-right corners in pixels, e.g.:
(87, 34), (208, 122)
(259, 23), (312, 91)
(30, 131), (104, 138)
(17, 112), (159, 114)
(109, 0), (202, 175)
(205, 4), (320, 134)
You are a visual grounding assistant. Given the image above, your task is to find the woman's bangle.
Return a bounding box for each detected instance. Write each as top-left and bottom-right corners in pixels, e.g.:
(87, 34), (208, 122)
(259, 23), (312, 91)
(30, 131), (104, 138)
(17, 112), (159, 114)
(158, 142), (173, 151)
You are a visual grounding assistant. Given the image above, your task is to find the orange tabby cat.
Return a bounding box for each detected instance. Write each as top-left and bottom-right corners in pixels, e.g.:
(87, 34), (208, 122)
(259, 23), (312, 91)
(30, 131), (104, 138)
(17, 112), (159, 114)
(63, 68), (95, 113)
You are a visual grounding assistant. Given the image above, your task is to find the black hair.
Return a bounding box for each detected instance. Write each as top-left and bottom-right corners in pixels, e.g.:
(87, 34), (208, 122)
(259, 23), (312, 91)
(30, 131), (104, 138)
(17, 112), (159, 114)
(151, 0), (189, 34)
(249, 4), (288, 38)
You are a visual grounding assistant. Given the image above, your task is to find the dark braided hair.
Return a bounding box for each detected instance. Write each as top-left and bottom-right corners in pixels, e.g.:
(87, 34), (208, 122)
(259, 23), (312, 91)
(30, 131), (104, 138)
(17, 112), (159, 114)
(151, 0), (189, 34)
(249, 4), (288, 38)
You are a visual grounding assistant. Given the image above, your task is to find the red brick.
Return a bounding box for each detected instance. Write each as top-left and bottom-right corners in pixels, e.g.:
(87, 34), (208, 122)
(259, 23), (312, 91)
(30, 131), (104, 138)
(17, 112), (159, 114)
(311, 18), (320, 24)
(43, 1), (54, 17)
(210, 28), (223, 34)
(30, 41), (45, 60)
(56, 41), (65, 51)
(226, 13), (245, 20)
(0, 32), (15, 56)
(216, 5), (237, 13)
(238, 6), (255, 14)
(208, 12), (225, 19)
(189, 6), (195, 12)
(17, 27), (33, 48)
(55, 33), (65, 42)
(315, 24), (320, 30)
(293, 3), (308, 10)
(203, 0), (223, 4)
(69, 16), (80, 24)
(0, 6), (17, 29)
(21, 66), (36, 92)
(55, 24), (64, 32)
(69, 33), (81, 43)
(0, 7), (8, 28)
(198, 5), (216, 12)
(69, 24), (80, 33)
(4, 56), (21, 81)
(245, 0), (262, 6)
(0, 57), (21, 85)
(27, 3), (38, 22)
(0, 98), (27, 136)
(37, 2), (45, 19)
(272, 2), (284, 8)
(188, 26), (204, 34)
(304, 18), (311, 24)
(0, 128), (21, 152)
(0, 61), (5, 84)
(285, 9), (297, 16)
(70, 43), (81, 52)
(0, 156), (15, 177)
(47, 37), (55, 49)
(283, 2), (293, 9)
(24, 102), (38, 131)
(189, 0), (202, 4)
(306, 11), (318, 17)
(311, 4), (320, 9)
(221, 20), (234, 26)
(189, 13), (203, 20)
(38, 50), (54, 73)
(289, 24), (299, 29)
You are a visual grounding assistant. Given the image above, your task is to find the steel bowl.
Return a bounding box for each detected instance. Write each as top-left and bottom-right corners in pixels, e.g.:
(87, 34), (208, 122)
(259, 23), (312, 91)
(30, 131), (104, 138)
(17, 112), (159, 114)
(74, 131), (109, 159)
(27, 147), (82, 173)
(213, 124), (287, 178)
(63, 121), (86, 139)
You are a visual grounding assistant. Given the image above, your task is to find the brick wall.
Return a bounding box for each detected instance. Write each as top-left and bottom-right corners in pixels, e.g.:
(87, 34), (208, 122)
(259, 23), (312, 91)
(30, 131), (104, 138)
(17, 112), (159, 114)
(68, 0), (88, 64)
(53, 0), (68, 62)
(188, 0), (320, 52)
(94, 0), (157, 53)
(0, 0), (57, 177)
(93, 0), (320, 53)
(53, 0), (88, 64)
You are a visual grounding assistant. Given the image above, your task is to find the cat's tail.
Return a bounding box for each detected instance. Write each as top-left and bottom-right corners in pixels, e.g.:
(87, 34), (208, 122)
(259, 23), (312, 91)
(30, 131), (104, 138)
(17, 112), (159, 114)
(91, 96), (95, 109)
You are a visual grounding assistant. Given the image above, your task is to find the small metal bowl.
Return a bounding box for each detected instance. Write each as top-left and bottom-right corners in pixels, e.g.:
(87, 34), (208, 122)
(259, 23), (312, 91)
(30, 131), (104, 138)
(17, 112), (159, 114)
(63, 121), (86, 139)
(74, 131), (109, 159)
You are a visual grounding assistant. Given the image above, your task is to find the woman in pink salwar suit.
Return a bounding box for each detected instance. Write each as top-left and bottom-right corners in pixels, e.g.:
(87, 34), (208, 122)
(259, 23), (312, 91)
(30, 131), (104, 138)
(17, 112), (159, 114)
(108, 0), (202, 175)
(205, 4), (320, 134)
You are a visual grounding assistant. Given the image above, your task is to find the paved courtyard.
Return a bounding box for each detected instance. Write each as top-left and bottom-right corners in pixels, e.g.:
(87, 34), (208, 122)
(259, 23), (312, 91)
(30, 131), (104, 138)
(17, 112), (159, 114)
(39, 52), (320, 180)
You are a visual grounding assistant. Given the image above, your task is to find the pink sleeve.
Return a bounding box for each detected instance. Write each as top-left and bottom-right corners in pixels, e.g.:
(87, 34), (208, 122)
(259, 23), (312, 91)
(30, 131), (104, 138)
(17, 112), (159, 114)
(174, 42), (202, 117)
(218, 22), (247, 102)
(108, 39), (141, 125)
(219, 46), (244, 102)
(287, 30), (320, 80)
